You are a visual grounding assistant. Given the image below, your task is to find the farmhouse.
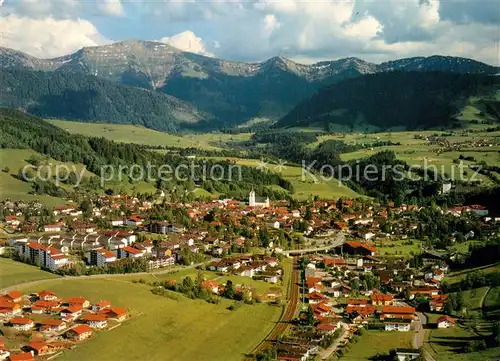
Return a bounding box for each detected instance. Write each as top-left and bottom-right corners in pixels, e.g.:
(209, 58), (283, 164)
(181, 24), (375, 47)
(37, 290), (57, 301)
(10, 317), (34, 331)
(60, 305), (83, 321)
(39, 318), (67, 333)
(98, 307), (127, 321)
(67, 297), (90, 308)
(0, 298), (22, 317)
(66, 324), (93, 341)
(82, 314), (108, 329)
(4, 291), (23, 303)
(92, 300), (111, 312)
(437, 315), (455, 328)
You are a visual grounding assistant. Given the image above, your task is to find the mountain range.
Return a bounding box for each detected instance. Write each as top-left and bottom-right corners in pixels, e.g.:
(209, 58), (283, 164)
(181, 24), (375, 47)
(0, 40), (499, 130)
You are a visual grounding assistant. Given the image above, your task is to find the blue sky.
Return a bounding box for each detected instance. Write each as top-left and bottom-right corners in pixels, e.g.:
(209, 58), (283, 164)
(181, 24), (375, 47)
(0, 0), (498, 65)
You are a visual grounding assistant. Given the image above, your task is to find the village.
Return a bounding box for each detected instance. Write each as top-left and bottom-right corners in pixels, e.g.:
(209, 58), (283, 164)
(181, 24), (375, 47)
(0, 288), (128, 361)
(0, 189), (498, 361)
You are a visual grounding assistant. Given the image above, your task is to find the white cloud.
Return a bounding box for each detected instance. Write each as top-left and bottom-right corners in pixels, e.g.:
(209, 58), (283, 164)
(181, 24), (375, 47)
(0, 15), (110, 58)
(97, 0), (125, 17)
(262, 14), (280, 35)
(0, 0), (498, 65)
(159, 31), (214, 57)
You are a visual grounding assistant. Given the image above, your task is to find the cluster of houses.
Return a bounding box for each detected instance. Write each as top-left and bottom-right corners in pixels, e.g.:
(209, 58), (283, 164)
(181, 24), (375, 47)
(0, 290), (128, 360)
(301, 249), (455, 333)
(207, 255), (282, 283)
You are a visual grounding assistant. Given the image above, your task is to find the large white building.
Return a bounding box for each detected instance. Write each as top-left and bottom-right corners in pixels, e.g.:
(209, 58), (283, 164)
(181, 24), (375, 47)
(86, 248), (117, 266)
(249, 190), (270, 208)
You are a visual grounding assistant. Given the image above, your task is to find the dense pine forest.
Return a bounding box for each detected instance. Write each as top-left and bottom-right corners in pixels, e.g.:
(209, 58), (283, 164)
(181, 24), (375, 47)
(0, 69), (211, 132)
(276, 71), (499, 130)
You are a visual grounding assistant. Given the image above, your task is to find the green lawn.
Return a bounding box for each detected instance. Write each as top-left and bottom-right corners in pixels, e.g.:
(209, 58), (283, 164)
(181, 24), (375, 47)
(0, 258), (60, 290)
(341, 330), (413, 361)
(374, 239), (422, 257)
(16, 277), (282, 361)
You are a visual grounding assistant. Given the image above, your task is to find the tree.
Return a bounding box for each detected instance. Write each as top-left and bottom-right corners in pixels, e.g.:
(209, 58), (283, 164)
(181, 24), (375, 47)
(223, 280), (234, 299)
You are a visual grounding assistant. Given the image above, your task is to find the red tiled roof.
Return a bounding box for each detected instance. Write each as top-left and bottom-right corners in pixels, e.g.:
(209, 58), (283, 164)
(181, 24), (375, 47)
(6, 290), (22, 300)
(82, 314), (108, 322)
(67, 297), (87, 305)
(437, 315), (455, 324)
(69, 324), (93, 335)
(10, 317), (33, 325)
(28, 341), (47, 351)
(370, 294), (393, 302)
(9, 352), (35, 361)
(381, 306), (416, 314)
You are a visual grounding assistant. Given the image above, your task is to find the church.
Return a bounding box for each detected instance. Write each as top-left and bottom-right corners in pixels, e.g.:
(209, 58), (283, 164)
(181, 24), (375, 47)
(248, 189), (270, 208)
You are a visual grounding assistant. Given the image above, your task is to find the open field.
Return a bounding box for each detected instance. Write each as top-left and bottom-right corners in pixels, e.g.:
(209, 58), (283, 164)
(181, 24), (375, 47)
(15, 277), (282, 361)
(208, 157), (361, 200)
(341, 330), (413, 361)
(0, 258), (60, 289)
(48, 119), (252, 151)
(374, 239), (422, 257)
(444, 263), (500, 285)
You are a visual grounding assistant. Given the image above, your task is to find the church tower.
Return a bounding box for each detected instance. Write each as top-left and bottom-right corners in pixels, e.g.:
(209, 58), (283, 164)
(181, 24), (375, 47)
(249, 189), (256, 207)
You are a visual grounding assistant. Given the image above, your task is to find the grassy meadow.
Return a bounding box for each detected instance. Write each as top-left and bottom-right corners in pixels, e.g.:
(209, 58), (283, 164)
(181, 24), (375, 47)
(48, 119), (252, 151)
(341, 330), (413, 361)
(0, 258), (60, 290)
(13, 276), (282, 361)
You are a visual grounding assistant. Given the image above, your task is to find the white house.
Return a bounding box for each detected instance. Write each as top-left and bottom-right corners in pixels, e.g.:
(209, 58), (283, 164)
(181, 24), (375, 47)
(44, 224), (61, 233)
(437, 316), (455, 328)
(10, 317), (34, 331)
(384, 320), (411, 332)
(111, 219), (124, 227)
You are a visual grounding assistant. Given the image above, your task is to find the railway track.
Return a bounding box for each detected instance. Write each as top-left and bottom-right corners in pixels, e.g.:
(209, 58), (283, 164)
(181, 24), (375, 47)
(251, 256), (300, 355)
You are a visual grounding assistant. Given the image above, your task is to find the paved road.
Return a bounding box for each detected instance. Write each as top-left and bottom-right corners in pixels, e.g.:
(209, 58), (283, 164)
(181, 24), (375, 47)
(414, 312), (438, 361)
(319, 322), (350, 360)
(0, 260), (212, 293)
(413, 312), (427, 349)
(282, 232), (345, 255)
